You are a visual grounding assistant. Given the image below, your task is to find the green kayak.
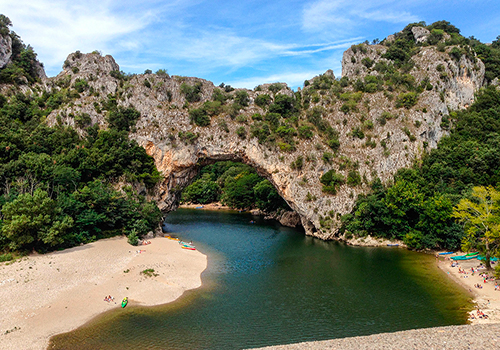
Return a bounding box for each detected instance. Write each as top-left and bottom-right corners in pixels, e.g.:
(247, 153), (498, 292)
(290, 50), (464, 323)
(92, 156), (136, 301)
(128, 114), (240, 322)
(121, 297), (128, 308)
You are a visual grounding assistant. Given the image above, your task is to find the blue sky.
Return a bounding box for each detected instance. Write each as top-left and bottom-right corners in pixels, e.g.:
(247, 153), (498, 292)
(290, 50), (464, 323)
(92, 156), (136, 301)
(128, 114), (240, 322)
(1, 0), (499, 89)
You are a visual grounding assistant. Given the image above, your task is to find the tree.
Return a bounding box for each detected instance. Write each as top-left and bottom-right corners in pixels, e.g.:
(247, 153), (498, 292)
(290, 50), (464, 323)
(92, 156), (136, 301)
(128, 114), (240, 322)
(452, 186), (500, 269)
(181, 173), (220, 204)
(1, 189), (73, 251)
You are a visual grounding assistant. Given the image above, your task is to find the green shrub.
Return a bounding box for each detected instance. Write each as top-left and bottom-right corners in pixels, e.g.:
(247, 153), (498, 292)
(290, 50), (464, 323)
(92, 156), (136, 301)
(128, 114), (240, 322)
(181, 82), (203, 102)
(363, 120), (374, 130)
(396, 92), (418, 109)
(268, 83), (283, 94)
(218, 119), (229, 133)
(298, 125), (314, 139)
(178, 131), (199, 144)
(127, 230), (139, 246)
(361, 57), (374, 68)
(107, 106), (141, 132)
(290, 155), (304, 170)
(189, 108), (211, 126)
(327, 136), (340, 151)
(277, 142), (295, 152)
(322, 152), (334, 164)
(347, 170), (362, 187)
(0, 253), (13, 262)
(74, 78), (89, 93)
(269, 94), (295, 117)
(74, 113), (92, 128)
(141, 268), (159, 277)
(202, 101), (222, 116)
(320, 170), (345, 195)
(212, 88), (228, 103)
(234, 90), (250, 107)
(236, 126), (246, 139)
(255, 94), (271, 108)
(250, 122), (271, 144)
(351, 127), (365, 139)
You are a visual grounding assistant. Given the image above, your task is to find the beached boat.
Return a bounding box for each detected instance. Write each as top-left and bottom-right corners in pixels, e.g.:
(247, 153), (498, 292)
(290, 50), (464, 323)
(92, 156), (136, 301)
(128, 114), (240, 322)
(387, 244), (399, 247)
(438, 252), (454, 255)
(477, 256), (499, 261)
(466, 252), (479, 257)
(121, 297), (128, 308)
(451, 255), (477, 260)
(181, 246), (196, 250)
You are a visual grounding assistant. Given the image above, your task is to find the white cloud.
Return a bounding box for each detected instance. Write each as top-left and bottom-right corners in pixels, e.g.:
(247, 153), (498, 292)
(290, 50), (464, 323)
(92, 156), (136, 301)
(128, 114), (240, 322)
(0, 0), (159, 75)
(141, 28), (361, 75)
(228, 71), (325, 90)
(303, 0), (419, 35)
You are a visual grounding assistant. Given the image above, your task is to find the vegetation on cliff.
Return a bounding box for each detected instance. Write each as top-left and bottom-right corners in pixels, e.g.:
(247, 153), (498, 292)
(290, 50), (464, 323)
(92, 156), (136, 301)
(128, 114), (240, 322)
(341, 86), (500, 252)
(0, 15), (42, 84)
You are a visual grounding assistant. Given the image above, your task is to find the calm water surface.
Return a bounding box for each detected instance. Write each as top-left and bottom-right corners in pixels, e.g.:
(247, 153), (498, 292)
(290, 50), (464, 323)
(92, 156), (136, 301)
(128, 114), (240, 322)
(50, 209), (471, 349)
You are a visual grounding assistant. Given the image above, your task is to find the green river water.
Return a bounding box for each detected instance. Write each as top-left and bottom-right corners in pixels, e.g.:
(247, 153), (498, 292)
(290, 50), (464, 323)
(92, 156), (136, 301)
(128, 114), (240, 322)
(50, 209), (471, 349)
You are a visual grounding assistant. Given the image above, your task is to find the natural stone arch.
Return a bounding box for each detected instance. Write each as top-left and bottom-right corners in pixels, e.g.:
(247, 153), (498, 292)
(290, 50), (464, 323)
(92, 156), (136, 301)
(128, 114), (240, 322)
(140, 141), (311, 230)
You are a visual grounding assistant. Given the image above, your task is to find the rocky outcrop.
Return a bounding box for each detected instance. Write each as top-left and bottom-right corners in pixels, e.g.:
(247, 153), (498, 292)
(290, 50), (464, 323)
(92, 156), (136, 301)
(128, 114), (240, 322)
(38, 40), (485, 240)
(0, 34), (12, 68)
(276, 211), (302, 228)
(411, 26), (430, 43)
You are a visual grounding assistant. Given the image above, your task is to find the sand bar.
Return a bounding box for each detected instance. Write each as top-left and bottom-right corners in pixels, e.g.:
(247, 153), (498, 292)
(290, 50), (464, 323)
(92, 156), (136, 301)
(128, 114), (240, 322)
(0, 235), (207, 350)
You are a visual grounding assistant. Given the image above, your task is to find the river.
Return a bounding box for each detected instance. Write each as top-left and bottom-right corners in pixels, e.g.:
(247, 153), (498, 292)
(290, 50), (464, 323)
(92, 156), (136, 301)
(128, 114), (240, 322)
(50, 209), (470, 349)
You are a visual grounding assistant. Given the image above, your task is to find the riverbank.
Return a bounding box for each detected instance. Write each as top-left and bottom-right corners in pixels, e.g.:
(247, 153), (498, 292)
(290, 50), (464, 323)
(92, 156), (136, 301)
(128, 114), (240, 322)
(249, 323), (500, 350)
(0, 236), (207, 350)
(437, 253), (500, 323)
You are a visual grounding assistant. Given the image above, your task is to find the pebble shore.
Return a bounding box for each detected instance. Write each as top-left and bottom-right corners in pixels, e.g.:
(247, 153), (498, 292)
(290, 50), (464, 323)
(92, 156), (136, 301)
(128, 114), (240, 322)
(250, 324), (500, 350)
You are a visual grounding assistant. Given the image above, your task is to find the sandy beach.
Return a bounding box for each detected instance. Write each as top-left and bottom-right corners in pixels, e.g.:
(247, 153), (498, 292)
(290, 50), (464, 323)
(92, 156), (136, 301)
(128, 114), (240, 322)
(437, 253), (500, 323)
(179, 202), (235, 211)
(0, 235), (207, 350)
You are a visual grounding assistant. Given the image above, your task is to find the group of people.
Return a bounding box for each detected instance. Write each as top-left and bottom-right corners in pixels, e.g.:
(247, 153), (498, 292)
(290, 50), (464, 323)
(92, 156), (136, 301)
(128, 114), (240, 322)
(474, 283), (484, 289)
(104, 295), (115, 302)
(470, 309), (488, 320)
(142, 240), (151, 245)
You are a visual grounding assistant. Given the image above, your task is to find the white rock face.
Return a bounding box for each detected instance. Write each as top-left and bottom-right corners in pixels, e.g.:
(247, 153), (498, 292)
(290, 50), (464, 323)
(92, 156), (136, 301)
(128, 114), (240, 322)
(42, 45), (485, 240)
(0, 34), (12, 68)
(412, 26), (430, 43)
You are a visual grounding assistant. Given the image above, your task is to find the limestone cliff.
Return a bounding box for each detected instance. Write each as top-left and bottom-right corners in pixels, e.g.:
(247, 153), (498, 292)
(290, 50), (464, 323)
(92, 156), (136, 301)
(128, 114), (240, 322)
(32, 30), (485, 240)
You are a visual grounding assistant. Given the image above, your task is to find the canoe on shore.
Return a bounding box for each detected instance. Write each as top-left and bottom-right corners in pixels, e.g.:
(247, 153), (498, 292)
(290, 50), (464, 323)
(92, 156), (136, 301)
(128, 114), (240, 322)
(466, 252), (479, 257)
(439, 252), (454, 255)
(477, 256), (499, 261)
(451, 255), (477, 260)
